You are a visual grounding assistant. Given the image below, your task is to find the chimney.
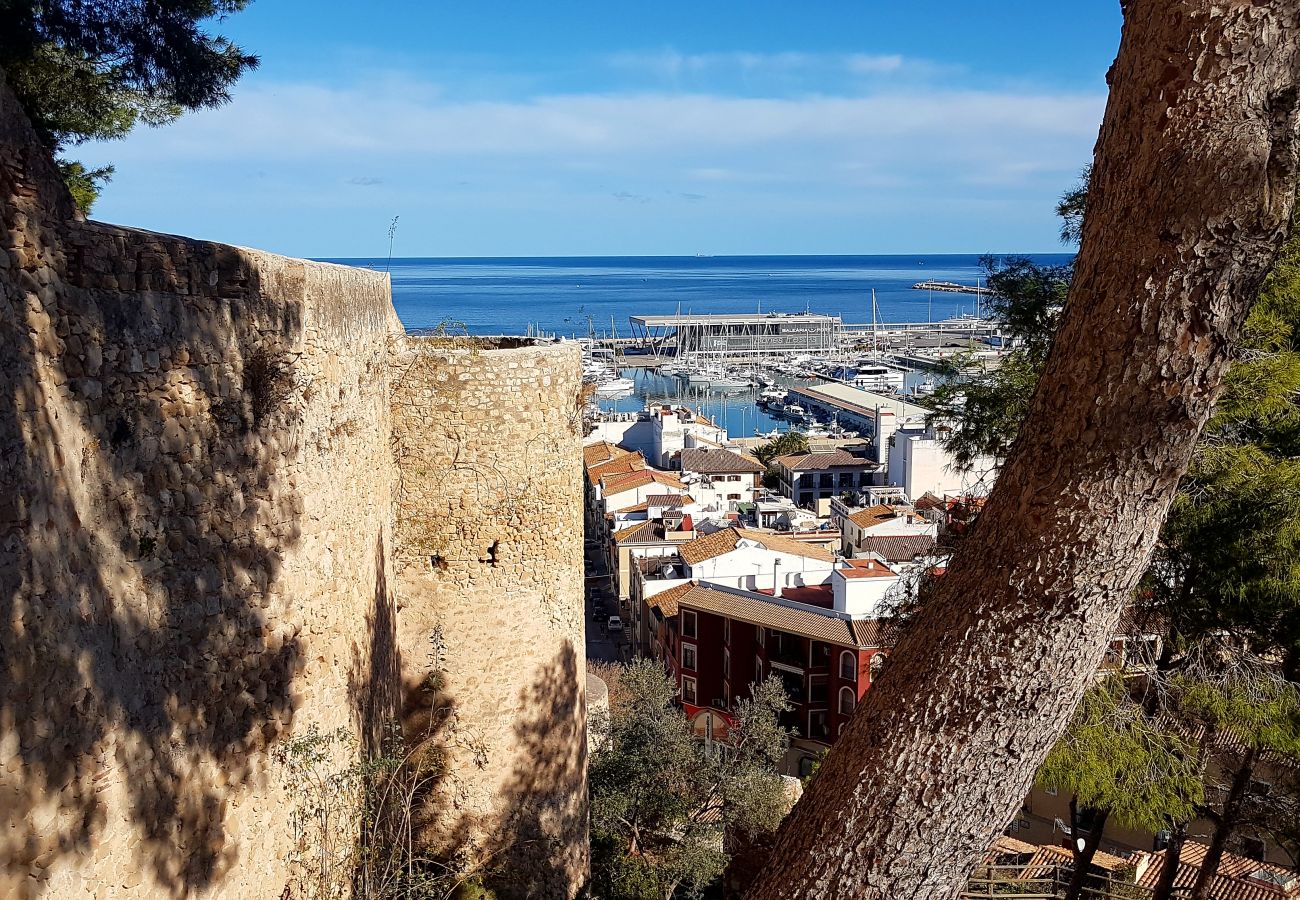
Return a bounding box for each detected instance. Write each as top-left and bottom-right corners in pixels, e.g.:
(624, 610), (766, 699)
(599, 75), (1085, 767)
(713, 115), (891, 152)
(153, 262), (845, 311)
(773, 557), (783, 598)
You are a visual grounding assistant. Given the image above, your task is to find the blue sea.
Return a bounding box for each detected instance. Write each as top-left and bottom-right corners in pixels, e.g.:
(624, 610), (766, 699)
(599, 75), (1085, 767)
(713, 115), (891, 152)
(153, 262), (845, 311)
(319, 254), (1073, 438)
(320, 254), (1074, 337)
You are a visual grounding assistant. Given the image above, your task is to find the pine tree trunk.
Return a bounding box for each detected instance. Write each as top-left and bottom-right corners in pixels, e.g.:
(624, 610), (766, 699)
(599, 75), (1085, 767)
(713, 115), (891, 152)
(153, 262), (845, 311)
(1065, 806), (1110, 900)
(1151, 822), (1188, 900)
(744, 4), (1300, 898)
(1189, 748), (1260, 900)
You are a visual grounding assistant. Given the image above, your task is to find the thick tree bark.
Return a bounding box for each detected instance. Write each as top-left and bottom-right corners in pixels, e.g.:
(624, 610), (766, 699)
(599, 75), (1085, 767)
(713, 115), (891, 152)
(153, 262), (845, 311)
(1151, 822), (1188, 900)
(745, 4), (1300, 899)
(1065, 804), (1110, 900)
(1189, 747), (1260, 900)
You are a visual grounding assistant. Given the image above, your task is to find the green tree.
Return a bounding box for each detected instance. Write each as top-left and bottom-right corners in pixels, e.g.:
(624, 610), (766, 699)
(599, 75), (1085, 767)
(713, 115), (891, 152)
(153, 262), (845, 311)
(1168, 650), (1300, 900)
(1037, 677), (1203, 900)
(751, 430), (808, 489)
(589, 660), (792, 899)
(926, 254), (1071, 471)
(1, 0), (258, 212)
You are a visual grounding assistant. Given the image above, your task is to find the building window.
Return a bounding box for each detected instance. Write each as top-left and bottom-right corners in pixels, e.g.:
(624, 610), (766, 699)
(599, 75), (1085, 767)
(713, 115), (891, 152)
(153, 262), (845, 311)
(682, 676), (697, 705)
(798, 755), (819, 778)
(838, 686), (856, 716)
(839, 650), (857, 682)
(727, 493), (741, 501)
(757, 625), (765, 647)
(755, 659), (763, 684)
(682, 610), (698, 638)
(808, 674), (828, 705)
(869, 652), (887, 683)
(808, 710), (829, 740)
(682, 643), (697, 672)
(723, 618), (731, 643)
(723, 647), (730, 679)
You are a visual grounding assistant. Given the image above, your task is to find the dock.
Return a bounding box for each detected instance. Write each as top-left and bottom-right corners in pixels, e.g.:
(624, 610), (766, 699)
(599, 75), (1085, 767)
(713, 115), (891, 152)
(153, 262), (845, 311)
(912, 280), (986, 295)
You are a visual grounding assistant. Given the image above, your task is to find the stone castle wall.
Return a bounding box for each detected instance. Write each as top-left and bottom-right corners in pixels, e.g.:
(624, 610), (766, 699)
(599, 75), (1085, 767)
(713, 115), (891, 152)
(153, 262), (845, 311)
(391, 338), (588, 898)
(1, 71), (586, 899)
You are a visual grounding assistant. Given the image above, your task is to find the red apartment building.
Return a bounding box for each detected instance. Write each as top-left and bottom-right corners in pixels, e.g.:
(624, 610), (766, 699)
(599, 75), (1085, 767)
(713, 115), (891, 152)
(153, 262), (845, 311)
(645, 570), (892, 775)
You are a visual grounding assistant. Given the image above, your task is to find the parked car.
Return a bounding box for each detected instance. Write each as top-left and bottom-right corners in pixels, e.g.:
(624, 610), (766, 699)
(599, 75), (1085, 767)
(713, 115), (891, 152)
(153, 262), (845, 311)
(606, 615), (623, 632)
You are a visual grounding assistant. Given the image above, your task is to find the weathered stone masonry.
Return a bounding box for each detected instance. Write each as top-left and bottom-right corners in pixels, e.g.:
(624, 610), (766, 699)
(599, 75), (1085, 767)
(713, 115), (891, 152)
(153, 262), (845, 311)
(0, 72), (586, 899)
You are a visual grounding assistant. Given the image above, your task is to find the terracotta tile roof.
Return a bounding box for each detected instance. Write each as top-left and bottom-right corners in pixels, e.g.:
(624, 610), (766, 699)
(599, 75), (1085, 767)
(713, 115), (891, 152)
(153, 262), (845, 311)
(1135, 841), (1299, 899)
(587, 453), (646, 485)
(913, 492), (945, 510)
(645, 581), (694, 618)
(677, 582), (884, 648)
(776, 449), (880, 472)
(840, 559), (897, 579)
(846, 504), (930, 528)
(620, 494), (695, 513)
(860, 534), (938, 562)
(647, 493), (693, 507)
(612, 521), (665, 544)
(679, 447), (764, 475)
(677, 527), (837, 565)
(584, 440), (632, 467)
(603, 469), (686, 495)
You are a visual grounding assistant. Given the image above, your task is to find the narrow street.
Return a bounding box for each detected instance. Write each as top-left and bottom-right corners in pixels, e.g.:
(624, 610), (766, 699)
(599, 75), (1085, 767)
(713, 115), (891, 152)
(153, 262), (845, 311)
(584, 536), (628, 663)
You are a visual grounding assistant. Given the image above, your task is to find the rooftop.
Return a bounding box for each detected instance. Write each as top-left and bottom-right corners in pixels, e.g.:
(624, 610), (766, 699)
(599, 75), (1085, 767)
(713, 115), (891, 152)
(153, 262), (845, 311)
(1135, 841), (1300, 900)
(631, 312), (841, 326)
(776, 449), (880, 472)
(860, 533), (939, 562)
(617, 494), (696, 513)
(846, 504), (926, 528)
(645, 581), (695, 618)
(679, 447), (765, 475)
(587, 453), (646, 486)
(840, 558), (898, 579)
(790, 381), (932, 421)
(678, 527), (837, 565)
(677, 582), (888, 648)
(603, 469), (687, 495)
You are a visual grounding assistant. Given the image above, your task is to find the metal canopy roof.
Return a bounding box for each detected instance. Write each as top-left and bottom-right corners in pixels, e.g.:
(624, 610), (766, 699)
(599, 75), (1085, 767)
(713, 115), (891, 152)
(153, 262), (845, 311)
(631, 313), (841, 326)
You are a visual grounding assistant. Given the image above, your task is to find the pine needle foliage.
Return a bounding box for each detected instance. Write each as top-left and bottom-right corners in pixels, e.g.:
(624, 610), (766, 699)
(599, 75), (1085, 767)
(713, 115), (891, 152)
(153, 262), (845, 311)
(1038, 677), (1203, 834)
(1, 0), (258, 211)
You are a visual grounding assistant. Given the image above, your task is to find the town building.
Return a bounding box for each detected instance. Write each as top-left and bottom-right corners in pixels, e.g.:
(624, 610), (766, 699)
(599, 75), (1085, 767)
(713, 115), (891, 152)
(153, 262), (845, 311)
(648, 562), (898, 775)
(587, 404), (728, 468)
(676, 447), (766, 514)
(830, 497), (938, 559)
(886, 419), (999, 500)
(774, 445), (881, 509)
(628, 312), (842, 360)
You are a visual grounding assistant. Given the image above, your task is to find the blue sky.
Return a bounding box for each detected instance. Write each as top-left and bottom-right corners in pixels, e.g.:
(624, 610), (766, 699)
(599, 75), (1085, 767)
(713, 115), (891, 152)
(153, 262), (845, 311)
(77, 2), (1122, 258)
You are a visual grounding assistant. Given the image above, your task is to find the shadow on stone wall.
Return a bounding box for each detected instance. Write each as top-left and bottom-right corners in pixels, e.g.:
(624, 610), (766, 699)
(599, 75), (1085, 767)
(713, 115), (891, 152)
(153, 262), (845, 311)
(351, 534), (400, 758)
(482, 642), (587, 898)
(394, 641), (586, 899)
(0, 242), (314, 894)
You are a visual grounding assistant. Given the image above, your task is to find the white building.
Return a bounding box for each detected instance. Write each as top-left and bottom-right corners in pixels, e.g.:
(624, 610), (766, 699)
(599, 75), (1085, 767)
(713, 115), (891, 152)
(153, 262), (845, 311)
(587, 404), (728, 469)
(678, 528), (839, 593)
(677, 447), (765, 514)
(885, 421), (998, 500)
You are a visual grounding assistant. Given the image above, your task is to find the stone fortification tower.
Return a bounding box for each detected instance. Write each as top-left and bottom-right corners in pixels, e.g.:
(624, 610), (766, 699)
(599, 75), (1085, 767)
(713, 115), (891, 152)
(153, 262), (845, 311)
(1, 62), (588, 899)
(390, 337), (588, 898)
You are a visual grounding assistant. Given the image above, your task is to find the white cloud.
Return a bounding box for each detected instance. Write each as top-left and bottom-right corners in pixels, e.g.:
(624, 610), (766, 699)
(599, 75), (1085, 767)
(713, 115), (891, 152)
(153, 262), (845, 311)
(607, 49), (911, 81)
(845, 53), (906, 74)
(92, 79), (1102, 171)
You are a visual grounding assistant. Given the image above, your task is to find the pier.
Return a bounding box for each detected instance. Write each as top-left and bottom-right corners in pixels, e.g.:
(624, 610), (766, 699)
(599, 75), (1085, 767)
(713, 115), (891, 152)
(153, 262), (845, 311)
(912, 280), (986, 295)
